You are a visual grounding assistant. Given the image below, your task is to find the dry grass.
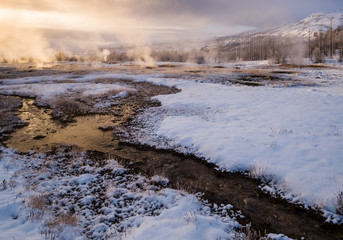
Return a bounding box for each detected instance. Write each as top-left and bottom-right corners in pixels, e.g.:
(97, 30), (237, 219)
(8, 179), (17, 189)
(48, 213), (78, 228)
(235, 224), (269, 240)
(279, 63), (331, 69)
(249, 161), (267, 179)
(50, 97), (92, 121)
(51, 97), (90, 114)
(173, 178), (199, 195)
(27, 194), (50, 220)
(337, 191), (343, 215)
(158, 63), (179, 68)
(184, 210), (197, 224)
(1, 179), (7, 191)
(42, 213), (78, 240)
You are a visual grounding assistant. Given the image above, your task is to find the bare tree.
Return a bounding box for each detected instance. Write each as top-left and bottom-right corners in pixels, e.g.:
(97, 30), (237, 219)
(308, 30), (312, 61)
(330, 17), (334, 58)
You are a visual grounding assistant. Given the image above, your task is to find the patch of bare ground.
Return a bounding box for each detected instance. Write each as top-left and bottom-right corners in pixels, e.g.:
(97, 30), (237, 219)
(278, 64), (334, 69)
(0, 64), (84, 80)
(0, 95), (28, 140)
(18, 75), (179, 124)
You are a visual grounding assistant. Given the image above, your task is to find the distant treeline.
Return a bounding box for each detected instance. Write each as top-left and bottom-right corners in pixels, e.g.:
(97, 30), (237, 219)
(105, 49), (206, 64)
(50, 26), (343, 65)
(105, 26), (343, 65)
(209, 26), (343, 64)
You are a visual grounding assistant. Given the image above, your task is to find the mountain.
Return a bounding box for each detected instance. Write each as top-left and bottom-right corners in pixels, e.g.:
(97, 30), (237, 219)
(214, 12), (343, 46)
(269, 12), (343, 38)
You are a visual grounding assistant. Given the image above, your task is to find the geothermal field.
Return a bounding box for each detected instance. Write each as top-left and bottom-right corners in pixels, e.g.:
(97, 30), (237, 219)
(1, 1), (343, 240)
(0, 61), (342, 240)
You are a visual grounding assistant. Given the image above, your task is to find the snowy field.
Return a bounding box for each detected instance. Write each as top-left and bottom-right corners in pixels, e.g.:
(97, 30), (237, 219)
(126, 66), (343, 222)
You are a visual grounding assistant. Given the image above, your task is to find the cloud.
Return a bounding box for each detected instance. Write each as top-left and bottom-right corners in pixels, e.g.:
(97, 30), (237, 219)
(1, 0), (341, 33)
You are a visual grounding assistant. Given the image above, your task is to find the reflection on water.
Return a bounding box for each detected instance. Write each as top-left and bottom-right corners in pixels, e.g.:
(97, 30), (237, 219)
(5, 99), (117, 153)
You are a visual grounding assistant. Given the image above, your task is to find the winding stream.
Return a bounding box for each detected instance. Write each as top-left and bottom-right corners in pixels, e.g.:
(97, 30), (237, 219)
(4, 98), (343, 240)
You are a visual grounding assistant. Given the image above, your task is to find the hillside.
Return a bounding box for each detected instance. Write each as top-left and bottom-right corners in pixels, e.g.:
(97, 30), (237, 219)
(215, 12), (343, 45)
(270, 12), (343, 38)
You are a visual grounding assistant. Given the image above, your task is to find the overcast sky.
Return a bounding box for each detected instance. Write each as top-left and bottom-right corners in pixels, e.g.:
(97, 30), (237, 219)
(1, 0), (342, 41)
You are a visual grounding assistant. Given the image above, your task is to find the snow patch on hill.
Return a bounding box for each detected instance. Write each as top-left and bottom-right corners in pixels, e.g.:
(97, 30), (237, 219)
(272, 12), (343, 38)
(215, 12), (343, 46)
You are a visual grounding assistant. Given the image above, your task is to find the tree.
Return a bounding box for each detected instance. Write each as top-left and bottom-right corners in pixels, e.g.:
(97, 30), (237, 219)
(313, 47), (324, 63)
(308, 30), (312, 60)
(330, 17), (334, 58)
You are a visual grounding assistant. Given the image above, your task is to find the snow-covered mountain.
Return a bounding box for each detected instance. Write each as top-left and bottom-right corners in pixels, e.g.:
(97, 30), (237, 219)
(214, 12), (343, 45)
(270, 12), (343, 38)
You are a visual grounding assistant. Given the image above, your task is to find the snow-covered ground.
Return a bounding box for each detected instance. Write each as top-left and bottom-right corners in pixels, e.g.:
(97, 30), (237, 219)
(0, 81), (134, 100)
(1, 62), (342, 238)
(121, 66), (343, 223)
(0, 146), (243, 240)
(0, 149), (43, 240)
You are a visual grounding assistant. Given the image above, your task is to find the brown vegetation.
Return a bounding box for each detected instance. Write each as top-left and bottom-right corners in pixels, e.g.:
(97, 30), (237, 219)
(50, 97), (92, 122)
(27, 194), (50, 220)
(337, 191), (343, 215)
(55, 52), (79, 62)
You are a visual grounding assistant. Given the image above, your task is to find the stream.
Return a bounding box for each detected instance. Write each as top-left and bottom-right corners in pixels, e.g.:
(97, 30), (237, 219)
(4, 98), (343, 240)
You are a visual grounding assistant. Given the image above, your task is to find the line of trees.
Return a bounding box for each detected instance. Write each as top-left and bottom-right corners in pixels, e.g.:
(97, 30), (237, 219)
(203, 35), (306, 64)
(207, 27), (343, 64)
(309, 26), (343, 63)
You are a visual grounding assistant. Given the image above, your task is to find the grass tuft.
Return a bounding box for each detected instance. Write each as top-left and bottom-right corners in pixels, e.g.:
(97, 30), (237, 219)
(337, 191), (343, 215)
(235, 224), (268, 240)
(184, 210), (197, 224)
(27, 194), (50, 220)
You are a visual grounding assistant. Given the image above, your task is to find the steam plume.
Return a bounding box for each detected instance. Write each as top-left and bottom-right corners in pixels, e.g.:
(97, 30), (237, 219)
(0, 24), (53, 63)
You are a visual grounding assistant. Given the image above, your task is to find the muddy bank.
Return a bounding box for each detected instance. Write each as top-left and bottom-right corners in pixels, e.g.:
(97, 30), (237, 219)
(3, 76), (180, 151)
(3, 97), (343, 240)
(0, 95), (28, 141)
(113, 142), (343, 240)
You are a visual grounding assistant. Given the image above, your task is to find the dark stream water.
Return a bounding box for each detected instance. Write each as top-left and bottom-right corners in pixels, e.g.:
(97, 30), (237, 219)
(4, 98), (343, 240)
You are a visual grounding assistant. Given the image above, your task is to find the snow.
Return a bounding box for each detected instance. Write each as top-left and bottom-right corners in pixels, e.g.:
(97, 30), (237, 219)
(217, 12), (343, 46)
(0, 82), (134, 99)
(0, 145), (242, 239)
(0, 148), (42, 240)
(273, 12), (343, 38)
(71, 173), (96, 185)
(125, 194), (238, 240)
(1, 62), (342, 239)
(0, 74), (73, 85)
(267, 233), (294, 240)
(126, 67), (343, 220)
